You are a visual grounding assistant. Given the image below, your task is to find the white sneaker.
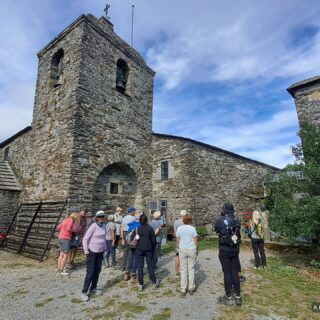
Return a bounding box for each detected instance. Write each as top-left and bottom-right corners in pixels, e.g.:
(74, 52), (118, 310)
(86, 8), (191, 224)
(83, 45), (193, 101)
(152, 280), (160, 290)
(59, 271), (70, 276)
(81, 293), (89, 302)
(138, 284), (144, 291)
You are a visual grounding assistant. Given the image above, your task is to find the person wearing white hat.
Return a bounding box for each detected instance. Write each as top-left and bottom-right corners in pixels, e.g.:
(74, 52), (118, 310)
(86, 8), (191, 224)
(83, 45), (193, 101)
(103, 214), (116, 268)
(149, 210), (163, 269)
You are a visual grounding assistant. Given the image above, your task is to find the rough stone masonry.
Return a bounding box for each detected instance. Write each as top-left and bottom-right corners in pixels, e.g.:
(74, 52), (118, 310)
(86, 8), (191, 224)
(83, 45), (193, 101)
(0, 13), (293, 232)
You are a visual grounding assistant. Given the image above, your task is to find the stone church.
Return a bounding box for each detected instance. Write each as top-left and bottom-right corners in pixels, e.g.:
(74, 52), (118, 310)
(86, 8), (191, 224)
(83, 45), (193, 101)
(0, 14), (285, 231)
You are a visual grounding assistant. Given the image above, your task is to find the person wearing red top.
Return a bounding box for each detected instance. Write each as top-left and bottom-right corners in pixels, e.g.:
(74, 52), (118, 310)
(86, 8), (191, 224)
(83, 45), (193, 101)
(57, 212), (78, 276)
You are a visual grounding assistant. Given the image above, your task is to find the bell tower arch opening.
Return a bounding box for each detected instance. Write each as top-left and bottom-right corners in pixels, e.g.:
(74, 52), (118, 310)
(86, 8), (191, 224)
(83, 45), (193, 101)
(92, 162), (137, 212)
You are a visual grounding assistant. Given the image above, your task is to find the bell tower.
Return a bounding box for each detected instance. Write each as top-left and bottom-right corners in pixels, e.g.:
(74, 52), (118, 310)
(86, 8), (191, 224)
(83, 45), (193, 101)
(30, 14), (155, 208)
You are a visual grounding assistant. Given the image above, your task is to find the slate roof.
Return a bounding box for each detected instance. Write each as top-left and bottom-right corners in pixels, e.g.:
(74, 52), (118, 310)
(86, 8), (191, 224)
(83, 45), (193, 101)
(287, 76), (320, 96)
(153, 133), (280, 171)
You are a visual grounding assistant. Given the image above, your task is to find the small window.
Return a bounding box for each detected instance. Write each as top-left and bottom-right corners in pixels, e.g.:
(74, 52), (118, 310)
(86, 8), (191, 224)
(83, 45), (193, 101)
(51, 49), (64, 88)
(161, 161), (169, 180)
(116, 59), (129, 93)
(110, 182), (119, 194)
(3, 147), (9, 161)
(159, 200), (167, 213)
(149, 201), (158, 210)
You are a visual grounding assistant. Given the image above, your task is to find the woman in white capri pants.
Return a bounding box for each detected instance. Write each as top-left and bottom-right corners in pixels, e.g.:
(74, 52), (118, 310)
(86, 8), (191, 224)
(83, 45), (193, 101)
(176, 213), (198, 297)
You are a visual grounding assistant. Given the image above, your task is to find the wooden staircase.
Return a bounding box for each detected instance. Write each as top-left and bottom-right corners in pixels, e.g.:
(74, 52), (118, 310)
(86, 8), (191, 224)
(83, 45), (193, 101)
(0, 200), (68, 261)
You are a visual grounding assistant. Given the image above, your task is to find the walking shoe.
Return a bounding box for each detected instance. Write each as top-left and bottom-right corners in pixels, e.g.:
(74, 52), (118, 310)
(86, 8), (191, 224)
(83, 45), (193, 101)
(180, 291), (187, 298)
(235, 295), (242, 306)
(81, 293), (89, 302)
(175, 272), (180, 279)
(254, 266), (263, 270)
(90, 288), (103, 296)
(59, 271), (70, 276)
(218, 295), (233, 306)
(152, 280), (160, 290)
(124, 273), (131, 281)
(138, 284), (144, 291)
(239, 275), (246, 282)
(189, 289), (195, 296)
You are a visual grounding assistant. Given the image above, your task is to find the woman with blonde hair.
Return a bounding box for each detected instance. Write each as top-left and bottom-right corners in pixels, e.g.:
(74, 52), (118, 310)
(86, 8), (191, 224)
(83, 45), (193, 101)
(57, 212), (79, 276)
(250, 210), (267, 269)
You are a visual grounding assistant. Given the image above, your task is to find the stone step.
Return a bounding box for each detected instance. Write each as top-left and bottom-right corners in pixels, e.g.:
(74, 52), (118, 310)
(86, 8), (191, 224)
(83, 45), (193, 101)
(0, 161), (21, 191)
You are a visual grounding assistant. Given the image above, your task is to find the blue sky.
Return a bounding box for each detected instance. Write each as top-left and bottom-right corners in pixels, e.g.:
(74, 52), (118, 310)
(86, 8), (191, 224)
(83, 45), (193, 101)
(1, 0), (320, 168)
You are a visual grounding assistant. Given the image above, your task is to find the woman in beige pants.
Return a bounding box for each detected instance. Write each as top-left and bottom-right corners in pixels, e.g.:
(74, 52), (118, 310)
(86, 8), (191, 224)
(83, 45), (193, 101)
(176, 213), (199, 297)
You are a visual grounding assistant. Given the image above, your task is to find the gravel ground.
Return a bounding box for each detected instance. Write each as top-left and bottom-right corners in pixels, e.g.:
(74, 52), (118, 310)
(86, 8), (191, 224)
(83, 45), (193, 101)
(0, 247), (269, 320)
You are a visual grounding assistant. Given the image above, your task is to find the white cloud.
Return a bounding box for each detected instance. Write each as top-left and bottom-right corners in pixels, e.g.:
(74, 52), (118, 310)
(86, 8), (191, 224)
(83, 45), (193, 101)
(0, 0), (313, 168)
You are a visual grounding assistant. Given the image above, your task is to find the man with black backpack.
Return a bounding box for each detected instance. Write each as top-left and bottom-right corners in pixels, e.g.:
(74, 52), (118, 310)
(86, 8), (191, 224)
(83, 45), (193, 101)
(214, 203), (242, 306)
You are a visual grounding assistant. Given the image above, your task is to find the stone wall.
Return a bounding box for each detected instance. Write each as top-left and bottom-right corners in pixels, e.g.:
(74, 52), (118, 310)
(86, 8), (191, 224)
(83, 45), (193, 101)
(288, 78), (320, 126)
(0, 190), (20, 233)
(152, 134), (278, 225)
(0, 129), (33, 200)
(66, 15), (155, 212)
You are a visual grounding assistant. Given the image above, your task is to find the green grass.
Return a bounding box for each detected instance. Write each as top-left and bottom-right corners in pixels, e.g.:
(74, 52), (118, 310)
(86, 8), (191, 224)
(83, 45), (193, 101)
(218, 257), (320, 320)
(89, 299), (146, 320)
(35, 298), (54, 308)
(162, 241), (177, 254)
(199, 238), (218, 250)
(162, 238), (218, 255)
(151, 308), (172, 320)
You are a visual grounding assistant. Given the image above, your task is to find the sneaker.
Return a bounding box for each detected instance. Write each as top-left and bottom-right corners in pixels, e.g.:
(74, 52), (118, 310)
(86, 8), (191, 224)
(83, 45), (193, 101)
(218, 295), (233, 306)
(239, 275), (246, 282)
(59, 271), (70, 276)
(81, 293), (89, 302)
(189, 289), (195, 296)
(90, 288), (103, 295)
(152, 280), (160, 290)
(254, 266), (263, 270)
(235, 295), (242, 306)
(175, 272), (180, 279)
(138, 284), (144, 291)
(180, 291), (187, 298)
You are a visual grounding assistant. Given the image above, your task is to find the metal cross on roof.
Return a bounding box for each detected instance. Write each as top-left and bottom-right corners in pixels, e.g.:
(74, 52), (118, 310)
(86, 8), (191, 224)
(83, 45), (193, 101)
(104, 3), (110, 20)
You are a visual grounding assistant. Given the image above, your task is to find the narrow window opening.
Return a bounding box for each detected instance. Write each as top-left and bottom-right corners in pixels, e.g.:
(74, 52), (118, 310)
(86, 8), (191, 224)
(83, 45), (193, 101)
(51, 49), (64, 88)
(161, 161), (169, 180)
(110, 182), (119, 194)
(3, 147), (9, 161)
(116, 59), (129, 93)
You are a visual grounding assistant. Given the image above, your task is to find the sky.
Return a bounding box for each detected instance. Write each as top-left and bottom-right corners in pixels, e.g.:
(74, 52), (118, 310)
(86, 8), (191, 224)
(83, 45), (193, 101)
(1, 1), (320, 168)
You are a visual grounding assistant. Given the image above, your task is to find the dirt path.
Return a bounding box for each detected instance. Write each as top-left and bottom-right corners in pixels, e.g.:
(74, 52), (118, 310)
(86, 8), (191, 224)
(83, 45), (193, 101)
(0, 248), (271, 320)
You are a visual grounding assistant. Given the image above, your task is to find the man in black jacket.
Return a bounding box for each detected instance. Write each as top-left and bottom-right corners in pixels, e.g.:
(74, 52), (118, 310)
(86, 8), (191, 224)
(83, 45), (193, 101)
(214, 203), (242, 306)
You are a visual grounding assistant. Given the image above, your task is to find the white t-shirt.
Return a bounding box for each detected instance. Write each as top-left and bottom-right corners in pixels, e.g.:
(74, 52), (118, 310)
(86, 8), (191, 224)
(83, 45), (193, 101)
(176, 225), (198, 250)
(121, 215), (135, 232)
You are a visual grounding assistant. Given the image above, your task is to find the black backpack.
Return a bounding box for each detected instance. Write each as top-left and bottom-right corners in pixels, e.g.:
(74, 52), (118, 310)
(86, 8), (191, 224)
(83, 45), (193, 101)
(220, 215), (241, 247)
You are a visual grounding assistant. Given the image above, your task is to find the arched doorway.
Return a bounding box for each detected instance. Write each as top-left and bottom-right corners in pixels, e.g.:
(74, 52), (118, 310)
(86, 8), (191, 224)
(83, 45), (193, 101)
(92, 162), (137, 212)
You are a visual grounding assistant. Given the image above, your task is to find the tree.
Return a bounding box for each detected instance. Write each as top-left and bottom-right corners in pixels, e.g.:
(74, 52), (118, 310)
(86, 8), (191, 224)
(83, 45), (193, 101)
(266, 122), (320, 244)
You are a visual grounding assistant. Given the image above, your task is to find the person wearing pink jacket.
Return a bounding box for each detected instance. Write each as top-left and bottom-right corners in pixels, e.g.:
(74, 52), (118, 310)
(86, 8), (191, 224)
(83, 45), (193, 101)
(57, 212), (78, 276)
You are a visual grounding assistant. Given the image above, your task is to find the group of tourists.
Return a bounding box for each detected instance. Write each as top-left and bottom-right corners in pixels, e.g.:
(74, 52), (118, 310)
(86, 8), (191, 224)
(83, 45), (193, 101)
(56, 203), (267, 305)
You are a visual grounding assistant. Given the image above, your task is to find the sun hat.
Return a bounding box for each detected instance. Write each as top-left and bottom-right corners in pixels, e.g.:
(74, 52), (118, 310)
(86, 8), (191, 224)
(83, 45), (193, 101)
(96, 210), (106, 217)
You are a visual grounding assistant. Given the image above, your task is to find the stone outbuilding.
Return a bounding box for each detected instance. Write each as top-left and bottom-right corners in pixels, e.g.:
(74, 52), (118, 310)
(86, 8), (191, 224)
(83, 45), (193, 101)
(0, 14), (280, 232)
